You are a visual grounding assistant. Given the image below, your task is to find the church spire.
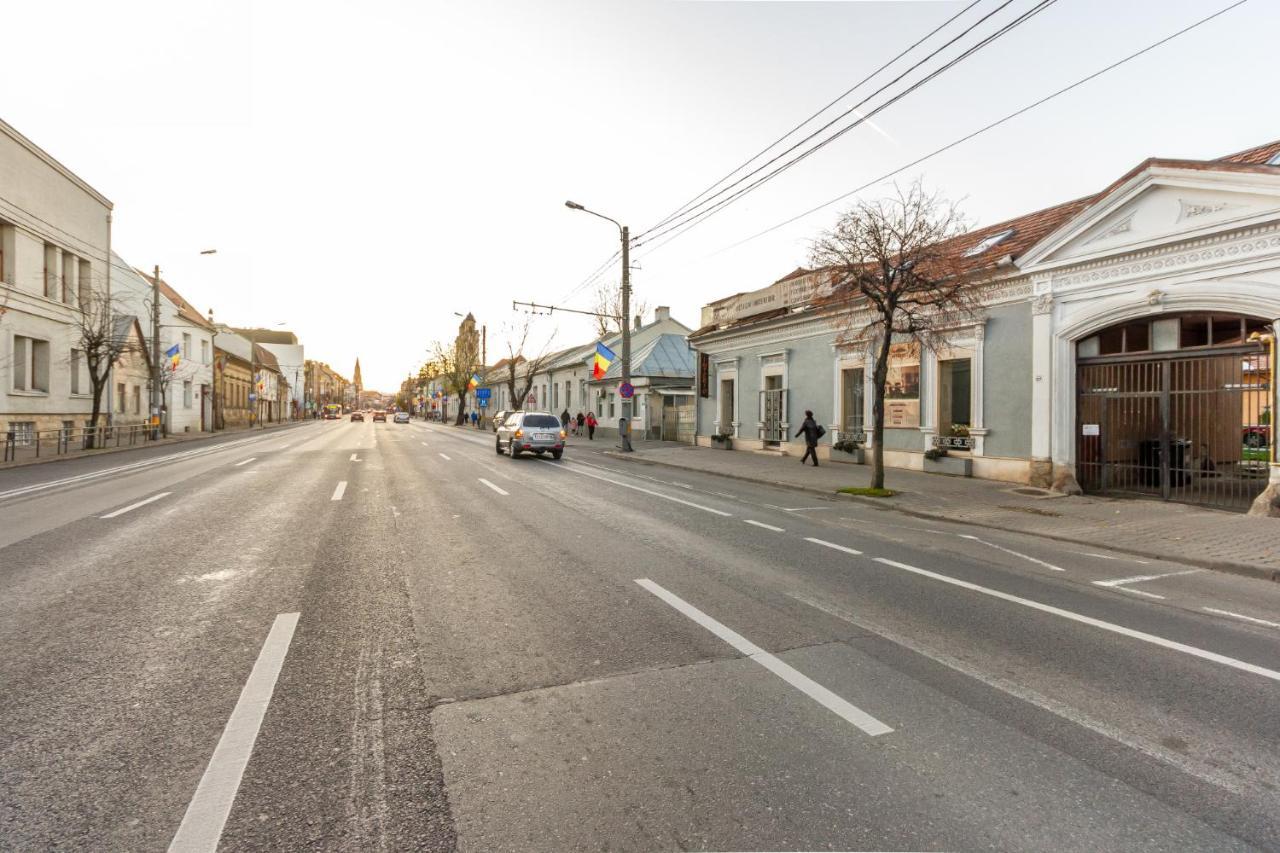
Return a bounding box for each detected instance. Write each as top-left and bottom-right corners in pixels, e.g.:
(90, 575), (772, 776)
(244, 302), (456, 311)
(353, 358), (363, 393)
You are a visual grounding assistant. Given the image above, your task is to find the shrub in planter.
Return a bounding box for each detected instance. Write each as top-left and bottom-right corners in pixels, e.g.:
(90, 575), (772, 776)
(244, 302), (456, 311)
(923, 447), (947, 461)
(830, 438), (864, 464)
(710, 432), (734, 450)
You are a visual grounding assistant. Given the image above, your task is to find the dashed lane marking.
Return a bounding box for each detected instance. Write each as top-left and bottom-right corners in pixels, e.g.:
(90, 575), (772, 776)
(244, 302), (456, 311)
(1093, 569), (1203, 589)
(805, 537), (863, 556)
(1203, 608), (1280, 629)
(744, 519), (785, 532)
(331, 481), (347, 501)
(479, 478), (509, 496)
(548, 461), (732, 517)
(99, 491), (172, 519)
(958, 534), (1065, 572)
(635, 579), (892, 737)
(167, 613), (300, 853)
(234, 458), (256, 467)
(438, 453), (451, 461)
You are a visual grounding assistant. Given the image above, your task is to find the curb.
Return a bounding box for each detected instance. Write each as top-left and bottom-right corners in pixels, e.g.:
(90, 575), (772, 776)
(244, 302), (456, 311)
(603, 451), (1280, 584)
(0, 421), (309, 473)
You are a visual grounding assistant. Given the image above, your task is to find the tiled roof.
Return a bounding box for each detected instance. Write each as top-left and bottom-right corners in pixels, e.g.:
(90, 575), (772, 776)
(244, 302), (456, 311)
(1217, 138), (1280, 165)
(139, 271), (214, 330)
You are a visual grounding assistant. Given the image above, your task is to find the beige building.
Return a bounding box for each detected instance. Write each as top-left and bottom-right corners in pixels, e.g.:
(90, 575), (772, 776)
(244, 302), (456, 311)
(0, 118), (113, 442)
(109, 316), (151, 428)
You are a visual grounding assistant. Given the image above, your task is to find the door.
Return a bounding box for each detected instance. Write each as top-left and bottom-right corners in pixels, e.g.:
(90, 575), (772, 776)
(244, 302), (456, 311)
(761, 375), (785, 446)
(840, 367), (864, 439)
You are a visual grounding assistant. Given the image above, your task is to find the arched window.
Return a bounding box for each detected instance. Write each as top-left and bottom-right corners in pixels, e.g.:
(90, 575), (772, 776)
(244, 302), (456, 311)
(1077, 312), (1272, 358)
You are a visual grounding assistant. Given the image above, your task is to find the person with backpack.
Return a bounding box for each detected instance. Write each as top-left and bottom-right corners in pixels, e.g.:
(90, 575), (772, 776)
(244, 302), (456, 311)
(796, 409), (825, 467)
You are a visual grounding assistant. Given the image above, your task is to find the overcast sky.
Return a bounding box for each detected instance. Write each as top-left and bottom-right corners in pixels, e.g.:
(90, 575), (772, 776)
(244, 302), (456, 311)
(3, 0), (1275, 390)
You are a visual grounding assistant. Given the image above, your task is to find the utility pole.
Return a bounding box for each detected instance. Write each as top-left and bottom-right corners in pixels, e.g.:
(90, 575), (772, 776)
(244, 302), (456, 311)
(151, 265), (162, 439)
(620, 225), (633, 451)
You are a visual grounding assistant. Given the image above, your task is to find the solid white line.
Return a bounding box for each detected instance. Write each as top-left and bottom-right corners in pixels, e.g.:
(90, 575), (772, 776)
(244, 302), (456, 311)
(438, 453), (451, 461)
(349, 453), (360, 462)
(958, 534), (1065, 572)
(234, 458), (256, 467)
(99, 491), (172, 519)
(871, 557), (1280, 683)
(635, 579), (892, 736)
(1093, 569), (1202, 588)
(479, 478), (509, 496)
(168, 613), (300, 853)
(555, 462), (732, 517)
(804, 537), (863, 556)
(1203, 607), (1280, 629)
(331, 481), (347, 501)
(1075, 551), (1149, 564)
(744, 519), (784, 533)
(1117, 587), (1166, 600)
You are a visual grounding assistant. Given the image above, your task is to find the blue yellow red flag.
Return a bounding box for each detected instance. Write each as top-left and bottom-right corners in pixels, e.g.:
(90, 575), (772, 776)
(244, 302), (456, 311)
(467, 373), (480, 391)
(165, 343), (181, 372)
(593, 342), (615, 380)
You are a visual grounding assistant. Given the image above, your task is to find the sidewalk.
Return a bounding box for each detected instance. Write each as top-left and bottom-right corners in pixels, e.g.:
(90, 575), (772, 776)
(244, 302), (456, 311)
(600, 443), (1280, 582)
(0, 420), (303, 472)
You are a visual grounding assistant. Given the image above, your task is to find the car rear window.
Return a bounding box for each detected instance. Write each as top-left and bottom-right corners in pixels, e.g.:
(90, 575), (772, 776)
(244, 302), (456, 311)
(522, 415), (560, 428)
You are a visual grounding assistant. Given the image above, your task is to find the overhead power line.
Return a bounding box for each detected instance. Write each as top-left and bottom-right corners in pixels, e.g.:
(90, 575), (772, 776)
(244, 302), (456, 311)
(633, 0), (1058, 251)
(644, 0), (985, 237)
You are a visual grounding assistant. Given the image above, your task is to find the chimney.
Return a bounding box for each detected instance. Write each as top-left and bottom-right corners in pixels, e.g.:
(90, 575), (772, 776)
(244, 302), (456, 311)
(655, 306), (670, 322)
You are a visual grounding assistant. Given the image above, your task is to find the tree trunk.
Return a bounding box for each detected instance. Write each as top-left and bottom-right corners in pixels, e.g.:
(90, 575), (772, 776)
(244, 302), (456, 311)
(870, 329), (894, 491)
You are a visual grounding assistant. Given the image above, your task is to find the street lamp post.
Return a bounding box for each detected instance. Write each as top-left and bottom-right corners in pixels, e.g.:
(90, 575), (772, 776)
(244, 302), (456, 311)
(565, 200), (632, 451)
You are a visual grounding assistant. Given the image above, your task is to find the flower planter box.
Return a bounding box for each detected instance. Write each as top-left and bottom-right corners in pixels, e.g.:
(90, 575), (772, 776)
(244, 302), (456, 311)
(830, 447), (864, 465)
(712, 439), (734, 450)
(923, 455), (972, 477)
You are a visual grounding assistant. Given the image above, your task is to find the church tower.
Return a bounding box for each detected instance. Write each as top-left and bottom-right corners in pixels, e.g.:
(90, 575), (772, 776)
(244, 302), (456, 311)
(353, 358), (363, 405)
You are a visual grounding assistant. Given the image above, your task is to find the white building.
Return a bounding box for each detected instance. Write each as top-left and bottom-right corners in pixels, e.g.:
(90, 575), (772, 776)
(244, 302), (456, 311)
(112, 257), (215, 434)
(0, 118), (113, 440)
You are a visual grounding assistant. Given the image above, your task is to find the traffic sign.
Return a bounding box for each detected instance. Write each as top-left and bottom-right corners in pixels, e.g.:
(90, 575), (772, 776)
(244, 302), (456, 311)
(619, 382), (634, 399)
(478, 398), (489, 408)
(476, 387), (491, 400)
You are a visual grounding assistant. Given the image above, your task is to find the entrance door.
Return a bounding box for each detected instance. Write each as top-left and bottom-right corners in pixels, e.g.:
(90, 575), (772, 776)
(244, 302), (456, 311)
(1077, 347), (1269, 510)
(761, 375), (785, 446)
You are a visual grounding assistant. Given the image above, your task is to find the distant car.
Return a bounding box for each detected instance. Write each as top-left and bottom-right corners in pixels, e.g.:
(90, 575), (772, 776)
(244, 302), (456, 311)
(491, 410), (512, 432)
(351, 411), (364, 422)
(394, 411), (410, 424)
(373, 410), (387, 422)
(496, 411), (565, 459)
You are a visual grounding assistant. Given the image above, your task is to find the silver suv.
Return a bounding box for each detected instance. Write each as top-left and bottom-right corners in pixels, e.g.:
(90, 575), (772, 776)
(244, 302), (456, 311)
(496, 411), (565, 459)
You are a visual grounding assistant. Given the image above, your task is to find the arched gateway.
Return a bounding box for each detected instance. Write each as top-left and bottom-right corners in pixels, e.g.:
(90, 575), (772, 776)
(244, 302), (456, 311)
(1075, 311), (1273, 509)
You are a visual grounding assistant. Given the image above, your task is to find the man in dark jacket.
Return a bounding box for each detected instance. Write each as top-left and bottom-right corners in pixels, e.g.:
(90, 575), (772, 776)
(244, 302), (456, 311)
(796, 409), (823, 466)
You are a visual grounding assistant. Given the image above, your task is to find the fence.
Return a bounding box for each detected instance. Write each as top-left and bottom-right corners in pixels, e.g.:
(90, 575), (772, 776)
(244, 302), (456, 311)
(3, 423), (159, 463)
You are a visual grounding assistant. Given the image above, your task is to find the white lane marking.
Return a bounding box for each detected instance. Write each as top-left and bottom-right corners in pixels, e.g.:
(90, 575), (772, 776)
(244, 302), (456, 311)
(552, 462), (732, 517)
(744, 519), (784, 533)
(349, 453), (361, 462)
(168, 613), (300, 853)
(804, 537), (863, 556)
(1203, 607), (1280, 629)
(421, 442), (429, 447)
(635, 579), (892, 737)
(234, 458), (256, 467)
(1093, 569), (1203, 588)
(331, 481), (347, 501)
(99, 491), (172, 519)
(958, 534), (1065, 572)
(871, 557), (1280, 683)
(1074, 551), (1150, 564)
(479, 478), (509, 496)
(788, 592), (1251, 796)
(784, 506), (833, 512)
(278, 444), (290, 450)
(1118, 587), (1166, 600)
(438, 453), (451, 461)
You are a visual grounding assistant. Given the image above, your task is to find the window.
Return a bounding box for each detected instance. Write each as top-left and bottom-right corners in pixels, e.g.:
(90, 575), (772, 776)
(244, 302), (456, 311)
(884, 342), (920, 428)
(521, 414), (560, 428)
(12, 335), (50, 392)
(0, 221), (12, 285)
(201, 340), (209, 364)
(183, 380), (193, 408)
(132, 385), (141, 415)
(963, 228), (1015, 258)
(43, 243), (58, 299)
(78, 259), (91, 306)
(62, 251), (75, 303)
(70, 348), (84, 395)
(841, 367), (864, 435)
(8, 421), (35, 446)
(182, 332), (192, 358)
(117, 382), (126, 413)
(1180, 315), (1210, 348)
(938, 358), (972, 437)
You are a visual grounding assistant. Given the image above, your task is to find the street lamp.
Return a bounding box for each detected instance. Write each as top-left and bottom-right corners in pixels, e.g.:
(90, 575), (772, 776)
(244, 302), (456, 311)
(566, 200), (633, 451)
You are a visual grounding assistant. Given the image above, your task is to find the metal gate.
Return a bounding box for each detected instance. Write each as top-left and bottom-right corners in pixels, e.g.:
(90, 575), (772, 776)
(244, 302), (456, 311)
(1076, 345), (1270, 510)
(760, 388), (787, 445)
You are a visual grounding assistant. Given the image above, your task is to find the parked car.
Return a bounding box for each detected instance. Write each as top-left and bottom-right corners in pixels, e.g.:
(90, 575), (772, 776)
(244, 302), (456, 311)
(496, 411), (565, 459)
(373, 410), (387, 422)
(351, 411), (364, 422)
(394, 411), (410, 424)
(491, 410), (512, 432)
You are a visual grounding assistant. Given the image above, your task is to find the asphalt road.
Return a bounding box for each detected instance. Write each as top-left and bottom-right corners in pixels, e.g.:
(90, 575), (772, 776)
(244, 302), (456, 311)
(2, 417), (1279, 851)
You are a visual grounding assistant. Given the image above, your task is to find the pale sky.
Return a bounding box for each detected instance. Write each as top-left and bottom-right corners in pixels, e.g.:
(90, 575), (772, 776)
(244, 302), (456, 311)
(3, 0), (1275, 391)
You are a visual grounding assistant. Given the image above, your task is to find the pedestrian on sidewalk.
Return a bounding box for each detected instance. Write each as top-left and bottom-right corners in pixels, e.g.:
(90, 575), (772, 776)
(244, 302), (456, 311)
(586, 411), (597, 440)
(471, 410), (479, 428)
(796, 409), (824, 467)
(576, 412), (585, 437)
(560, 408), (571, 435)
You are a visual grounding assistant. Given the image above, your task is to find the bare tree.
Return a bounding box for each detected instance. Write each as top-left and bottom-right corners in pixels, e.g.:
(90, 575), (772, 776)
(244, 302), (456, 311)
(809, 180), (978, 490)
(70, 287), (140, 448)
(590, 279), (649, 338)
(429, 335), (480, 425)
(499, 317), (556, 413)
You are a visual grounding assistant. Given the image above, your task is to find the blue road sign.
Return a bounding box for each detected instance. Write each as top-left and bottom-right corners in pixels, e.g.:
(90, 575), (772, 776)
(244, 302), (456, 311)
(476, 387), (491, 400)
(619, 382), (635, 399)
(479, 398), (489, 407)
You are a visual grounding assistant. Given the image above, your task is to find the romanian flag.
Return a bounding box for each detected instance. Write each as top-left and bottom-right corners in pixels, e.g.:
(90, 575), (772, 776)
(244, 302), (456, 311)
(165, 343), (181, 372)
(592, 342), (615, 380)
(467, 374), (480, 391)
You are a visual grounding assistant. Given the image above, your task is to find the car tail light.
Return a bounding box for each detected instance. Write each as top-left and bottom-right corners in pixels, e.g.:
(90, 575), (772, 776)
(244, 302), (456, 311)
(514, 429), (523, 439)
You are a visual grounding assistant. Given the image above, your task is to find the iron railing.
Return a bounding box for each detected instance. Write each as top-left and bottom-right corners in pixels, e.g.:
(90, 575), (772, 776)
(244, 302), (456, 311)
(2, 423), (159, 463)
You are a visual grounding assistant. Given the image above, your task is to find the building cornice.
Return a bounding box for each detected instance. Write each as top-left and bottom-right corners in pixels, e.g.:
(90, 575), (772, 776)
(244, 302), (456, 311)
(0, 118), (112, 209)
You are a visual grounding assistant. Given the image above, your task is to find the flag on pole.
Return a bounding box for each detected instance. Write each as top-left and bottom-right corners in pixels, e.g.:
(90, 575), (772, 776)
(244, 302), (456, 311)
(592, 342), (616, 380)
(165, 343), (181, 372)
(467, 373), (480, 391)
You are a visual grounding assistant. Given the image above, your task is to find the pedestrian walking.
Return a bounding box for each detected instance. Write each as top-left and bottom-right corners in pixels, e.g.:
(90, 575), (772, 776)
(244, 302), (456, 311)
(795, 409), (824, 467)
(560, 408), (571, 434)
(471, 410), (479, 428)
(576, 412), (585, 437)
(586, 411), (597, 440)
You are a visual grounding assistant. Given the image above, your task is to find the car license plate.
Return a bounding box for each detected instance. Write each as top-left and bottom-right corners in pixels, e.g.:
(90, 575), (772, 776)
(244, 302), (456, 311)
(535, 433), (553, 441)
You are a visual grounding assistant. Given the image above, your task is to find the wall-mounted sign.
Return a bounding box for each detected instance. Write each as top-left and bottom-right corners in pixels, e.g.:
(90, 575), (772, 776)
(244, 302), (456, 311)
(1082, 423), (1100, 436)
